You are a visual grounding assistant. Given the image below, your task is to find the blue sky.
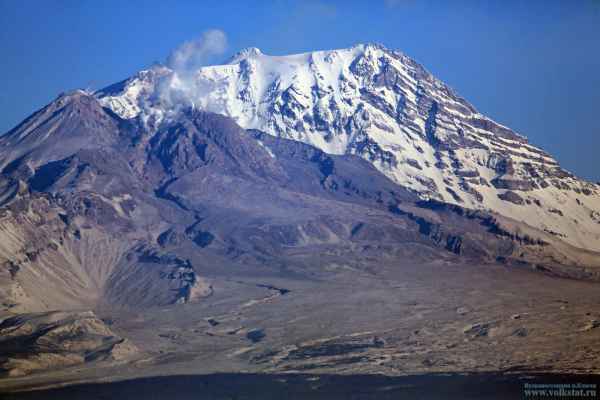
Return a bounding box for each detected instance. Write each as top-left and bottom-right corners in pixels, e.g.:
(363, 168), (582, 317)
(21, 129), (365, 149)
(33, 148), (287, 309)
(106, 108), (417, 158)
(1, 0), (598, 180)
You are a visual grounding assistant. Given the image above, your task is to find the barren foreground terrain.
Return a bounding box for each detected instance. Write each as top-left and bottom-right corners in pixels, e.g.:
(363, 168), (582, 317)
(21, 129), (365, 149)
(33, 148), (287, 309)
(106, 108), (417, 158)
(2, 256), (600, 398)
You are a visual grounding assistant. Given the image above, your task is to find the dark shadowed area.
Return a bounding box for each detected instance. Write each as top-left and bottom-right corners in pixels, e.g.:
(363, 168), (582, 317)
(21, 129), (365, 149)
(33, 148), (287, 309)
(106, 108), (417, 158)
(3, 372), (600, 400)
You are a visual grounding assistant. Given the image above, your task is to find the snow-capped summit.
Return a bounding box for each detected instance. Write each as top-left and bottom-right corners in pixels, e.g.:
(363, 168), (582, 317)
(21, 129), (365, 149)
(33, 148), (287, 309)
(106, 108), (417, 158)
(226, 47), (264, 64)
(96, 44), (600, 252)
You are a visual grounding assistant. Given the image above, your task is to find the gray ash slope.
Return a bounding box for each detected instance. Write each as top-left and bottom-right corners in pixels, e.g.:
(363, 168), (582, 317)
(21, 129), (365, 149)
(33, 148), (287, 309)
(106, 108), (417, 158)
(0, 89), (599, 379)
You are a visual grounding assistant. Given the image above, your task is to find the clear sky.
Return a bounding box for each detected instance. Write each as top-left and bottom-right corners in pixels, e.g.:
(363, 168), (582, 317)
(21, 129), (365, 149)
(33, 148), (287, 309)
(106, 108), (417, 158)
(1, 0), (598, 180)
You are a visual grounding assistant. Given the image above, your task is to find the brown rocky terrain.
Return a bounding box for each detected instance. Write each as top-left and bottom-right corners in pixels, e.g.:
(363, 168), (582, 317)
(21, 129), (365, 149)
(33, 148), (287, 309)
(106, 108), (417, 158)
(0, 311), (136, 377)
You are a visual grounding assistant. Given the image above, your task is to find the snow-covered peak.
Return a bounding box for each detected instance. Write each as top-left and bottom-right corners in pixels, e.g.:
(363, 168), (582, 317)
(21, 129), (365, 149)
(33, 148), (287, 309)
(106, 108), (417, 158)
(95, 44), (600, 252)
(226, 47), (264, 64)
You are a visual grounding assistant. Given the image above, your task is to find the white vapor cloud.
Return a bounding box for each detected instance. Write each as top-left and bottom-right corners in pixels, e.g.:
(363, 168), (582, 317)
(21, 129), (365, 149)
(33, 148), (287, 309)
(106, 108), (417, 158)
(167, 29), (228, 72)
(151, 29), (229, 118)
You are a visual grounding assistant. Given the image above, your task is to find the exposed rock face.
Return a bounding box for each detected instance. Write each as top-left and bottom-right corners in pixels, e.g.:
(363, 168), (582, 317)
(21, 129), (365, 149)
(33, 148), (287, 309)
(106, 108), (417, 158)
(498, 191), (525, 205)
(0, 91), (122, 177)
(105, 246), (213, 307)
(96, 44), (600, 252)
(0, 311), (137, 377)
